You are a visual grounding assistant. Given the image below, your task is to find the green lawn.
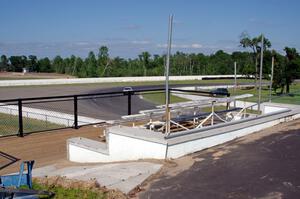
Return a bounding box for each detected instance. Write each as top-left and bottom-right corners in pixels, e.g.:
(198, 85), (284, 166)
(0, 112), (65, 136)
(30, 182), (107, 199)
(141, 82), (300, 106)
(141, 91), (188, 105)
(229, 83), (300, 105)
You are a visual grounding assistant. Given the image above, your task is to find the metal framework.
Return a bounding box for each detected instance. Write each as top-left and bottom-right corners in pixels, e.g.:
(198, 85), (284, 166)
(121, 94), (254, 133)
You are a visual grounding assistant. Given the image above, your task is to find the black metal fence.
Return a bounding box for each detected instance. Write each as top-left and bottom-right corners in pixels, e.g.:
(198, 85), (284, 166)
(0, 88), (225, 137)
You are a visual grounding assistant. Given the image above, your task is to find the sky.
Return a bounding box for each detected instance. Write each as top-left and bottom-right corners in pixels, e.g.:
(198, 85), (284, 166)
(0, 0), (300, 58)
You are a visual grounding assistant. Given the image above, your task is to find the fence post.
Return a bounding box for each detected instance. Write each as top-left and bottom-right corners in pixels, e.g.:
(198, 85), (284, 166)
(18, 99), (24, 137)
(127, 91), (132, 115)
(73, 96), (78, 129)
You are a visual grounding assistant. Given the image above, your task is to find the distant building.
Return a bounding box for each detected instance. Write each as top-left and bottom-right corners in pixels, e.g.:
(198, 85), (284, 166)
(22, 67), (28, 74)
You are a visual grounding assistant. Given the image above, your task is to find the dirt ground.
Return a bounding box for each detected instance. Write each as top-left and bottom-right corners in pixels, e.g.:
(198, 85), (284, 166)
(0, 125), (104, 175)
(0, 72), (75, 79)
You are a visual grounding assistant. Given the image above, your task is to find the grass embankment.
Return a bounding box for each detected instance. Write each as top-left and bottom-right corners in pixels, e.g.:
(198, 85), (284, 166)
(141, 91), (188, 105)
(141, 79), (300, 106)
(32, 182), (107, 199)
(230, 82), (300, 105)
(23, 178), (127, 199)
(140, 79), (259, 105)
(0, 112), (64, 136)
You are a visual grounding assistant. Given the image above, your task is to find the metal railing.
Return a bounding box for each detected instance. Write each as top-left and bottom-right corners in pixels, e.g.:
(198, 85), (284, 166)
(0, 87), (227, 137)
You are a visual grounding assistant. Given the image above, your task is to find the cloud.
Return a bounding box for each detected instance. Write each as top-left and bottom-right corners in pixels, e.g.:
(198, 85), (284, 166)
(131, 40), (151, 45)
(157, 43), (203, 49)
(120, 24), (142, 30)
(173, 20), (184, 25)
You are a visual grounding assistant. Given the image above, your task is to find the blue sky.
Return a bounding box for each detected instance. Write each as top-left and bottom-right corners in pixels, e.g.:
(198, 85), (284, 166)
(0, 0), (299, 58)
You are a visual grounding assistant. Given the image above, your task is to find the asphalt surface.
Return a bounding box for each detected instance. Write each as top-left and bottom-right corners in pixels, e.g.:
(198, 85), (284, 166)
(140, 120), (300, 199)
(0, 82), (256, 120)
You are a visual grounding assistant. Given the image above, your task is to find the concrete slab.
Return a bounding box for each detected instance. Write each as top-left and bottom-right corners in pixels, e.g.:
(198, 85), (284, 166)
(33, 162), (162, 194)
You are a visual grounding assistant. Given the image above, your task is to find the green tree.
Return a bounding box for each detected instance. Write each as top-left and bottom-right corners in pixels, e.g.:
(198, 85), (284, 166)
(97, 46), (110, 76)
(0, 55), (9, 71)
(28, 55), (37, 72)
(86, 51), (97, 77)
(38, 57), (52, 72)
(272, 51), (285, 94)
(283, 47), (300, 93)
(52, 56), (64, 73)
(138, 51), (151, 76)
(9, 55), (27, 72)
(239, 32), (271, 87)
(74, 57), (85, 77)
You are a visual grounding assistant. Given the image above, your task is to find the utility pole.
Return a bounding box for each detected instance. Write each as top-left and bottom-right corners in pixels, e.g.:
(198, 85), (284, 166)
(258, 35), (264, 113)
(234, 61), (237, 107)
(269, 56), (274, 102)
(165, 15), (173, 135)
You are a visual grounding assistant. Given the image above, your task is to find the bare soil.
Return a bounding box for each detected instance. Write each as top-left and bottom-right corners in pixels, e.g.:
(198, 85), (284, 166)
(0, 72), (75, 80)
(0, 126), (104, 175)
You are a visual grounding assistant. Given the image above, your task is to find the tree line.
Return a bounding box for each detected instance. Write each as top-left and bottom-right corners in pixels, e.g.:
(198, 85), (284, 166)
(0, 34), (300, 93)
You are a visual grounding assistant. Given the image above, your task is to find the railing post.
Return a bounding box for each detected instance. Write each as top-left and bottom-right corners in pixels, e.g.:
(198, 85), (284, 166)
(226, 93), (230, 110)
(73, 96), (78, 129)
(127, 91), (132, 115)
(18, 99), (23, 137)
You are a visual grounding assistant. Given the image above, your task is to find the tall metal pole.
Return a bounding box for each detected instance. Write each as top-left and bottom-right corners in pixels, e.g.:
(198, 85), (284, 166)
(234, 61), (237, 107)
(258, 35), (264, 112)
(269, 56), (274, 102)
(165, 15), (173, 135)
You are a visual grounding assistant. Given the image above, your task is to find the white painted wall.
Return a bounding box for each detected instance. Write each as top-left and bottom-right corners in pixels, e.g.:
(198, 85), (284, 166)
(68, 132), (167, 163)
(0, 103), (103, 126)
(68, 144), (110, 163)
(0, 75), (246, 87)
(108, 133), (166, 161)
(167, 119), (280, 158)
(264, 105), (289, 114)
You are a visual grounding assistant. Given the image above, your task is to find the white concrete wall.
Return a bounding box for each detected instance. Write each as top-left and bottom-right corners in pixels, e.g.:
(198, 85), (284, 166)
(68, 133), (167, 163)
(0, 75), (246, 87)
(67, 107), (300, 163)
(167, 119), (280, 159)
(0, 103), (103, 126)
(264, 105), (288, 114)
(108, 133), (166, 161)
(68, 144), (110, 163)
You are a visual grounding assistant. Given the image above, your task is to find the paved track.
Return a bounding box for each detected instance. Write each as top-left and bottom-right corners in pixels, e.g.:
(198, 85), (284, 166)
(0, 83), (256, 120)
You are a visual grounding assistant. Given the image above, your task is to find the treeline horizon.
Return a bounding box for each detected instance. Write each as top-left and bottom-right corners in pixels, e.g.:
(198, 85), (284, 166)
(0, 33), (300, 93)
(0, 47), (292, 77)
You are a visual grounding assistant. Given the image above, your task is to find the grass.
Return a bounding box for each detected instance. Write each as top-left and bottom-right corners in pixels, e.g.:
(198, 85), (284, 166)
(141, 91), (188, 105)
(229, 82), (300, 105)
(0, 112), (65, 136)
(19, 182), (108, 199)
(0, 77), (47, 80)
(141, 81), (300, 107)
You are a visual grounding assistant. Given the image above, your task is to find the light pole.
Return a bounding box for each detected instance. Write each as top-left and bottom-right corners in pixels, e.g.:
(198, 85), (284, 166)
(165, 15), (173, 135)
(258, 35), (264, 113)
(234, 61), (237, 107)
(269, 56), (274, 102)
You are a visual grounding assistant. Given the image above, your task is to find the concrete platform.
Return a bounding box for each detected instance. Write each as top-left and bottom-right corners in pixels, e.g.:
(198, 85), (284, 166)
(67, 102), (300, 163)
(33, 162), (162, 194)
